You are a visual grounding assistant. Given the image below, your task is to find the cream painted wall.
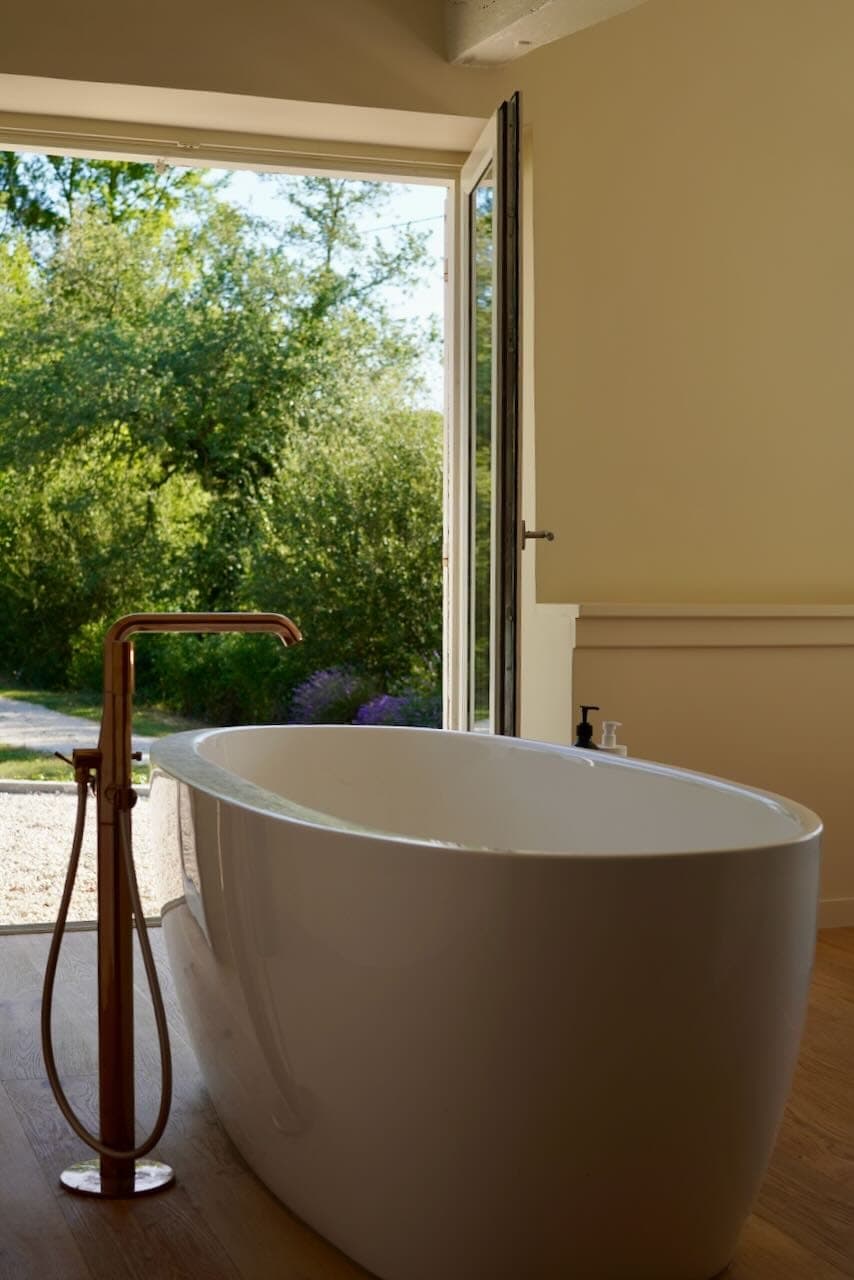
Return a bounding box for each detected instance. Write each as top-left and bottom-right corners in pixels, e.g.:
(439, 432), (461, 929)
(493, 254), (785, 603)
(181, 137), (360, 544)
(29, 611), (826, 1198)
(503, 0), (854, 604)
(0, 0), (500, 120)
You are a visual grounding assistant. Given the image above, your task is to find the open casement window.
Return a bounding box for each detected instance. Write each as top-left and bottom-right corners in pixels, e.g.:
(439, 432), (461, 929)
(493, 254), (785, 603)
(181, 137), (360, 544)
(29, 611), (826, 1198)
(456, 94), (521, 735)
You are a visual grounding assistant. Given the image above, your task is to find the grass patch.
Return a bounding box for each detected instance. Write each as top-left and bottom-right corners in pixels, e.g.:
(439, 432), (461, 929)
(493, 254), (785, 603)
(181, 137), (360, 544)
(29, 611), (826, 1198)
(0, 745), (148, 784)
(0, 683), (204, 738)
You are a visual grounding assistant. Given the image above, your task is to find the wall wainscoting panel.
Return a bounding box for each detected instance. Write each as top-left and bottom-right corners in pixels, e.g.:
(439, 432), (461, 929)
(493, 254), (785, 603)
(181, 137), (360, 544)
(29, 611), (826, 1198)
(574, 604), (854, 929)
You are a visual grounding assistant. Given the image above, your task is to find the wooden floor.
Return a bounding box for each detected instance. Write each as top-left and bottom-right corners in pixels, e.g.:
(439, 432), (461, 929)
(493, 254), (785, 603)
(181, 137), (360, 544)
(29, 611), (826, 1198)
(0, 928), (851, 1280)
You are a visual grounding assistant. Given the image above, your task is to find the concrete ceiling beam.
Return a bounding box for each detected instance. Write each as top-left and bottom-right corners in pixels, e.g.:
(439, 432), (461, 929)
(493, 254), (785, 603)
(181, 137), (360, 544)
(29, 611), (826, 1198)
(446, 0), (650, 65)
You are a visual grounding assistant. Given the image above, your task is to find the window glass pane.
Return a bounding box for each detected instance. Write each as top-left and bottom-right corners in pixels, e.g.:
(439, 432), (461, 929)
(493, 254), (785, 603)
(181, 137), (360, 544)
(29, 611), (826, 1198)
(469, 165), (494, 731)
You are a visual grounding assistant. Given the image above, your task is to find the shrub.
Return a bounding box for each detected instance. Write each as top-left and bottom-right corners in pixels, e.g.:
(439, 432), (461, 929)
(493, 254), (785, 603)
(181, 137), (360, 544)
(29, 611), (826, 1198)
(138, 632), (296, 725)
(354, 687), (441, 728)
(353, 694), (410, 725)
(66, 619), (109, 693)
(288, 667), (378, 725)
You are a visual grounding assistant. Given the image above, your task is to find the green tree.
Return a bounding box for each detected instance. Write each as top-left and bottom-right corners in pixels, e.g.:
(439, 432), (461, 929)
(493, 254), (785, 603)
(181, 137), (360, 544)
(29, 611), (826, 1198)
(0, 159), (443, 718)
(0, 152), (220, 237)
(249, 407), (443, 683)
(274, 176), (430, 316)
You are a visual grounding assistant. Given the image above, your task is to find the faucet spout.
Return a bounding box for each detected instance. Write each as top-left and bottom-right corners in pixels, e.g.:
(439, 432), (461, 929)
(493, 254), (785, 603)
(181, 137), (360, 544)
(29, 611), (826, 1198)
(101, 612), (301, 735)
(104, 611), (302, 649)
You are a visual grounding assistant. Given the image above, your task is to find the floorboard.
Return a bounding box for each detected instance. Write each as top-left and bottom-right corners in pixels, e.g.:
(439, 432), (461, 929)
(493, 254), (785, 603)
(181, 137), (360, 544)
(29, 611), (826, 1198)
(0, 1082), (92, 1280)
(0, 926), (850, 1279)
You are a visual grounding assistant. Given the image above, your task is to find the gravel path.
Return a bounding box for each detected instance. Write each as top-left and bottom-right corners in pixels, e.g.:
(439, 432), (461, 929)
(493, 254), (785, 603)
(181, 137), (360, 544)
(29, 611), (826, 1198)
(0, 694), (154, 757)
(0, 791), (158, 926)
(0, 696), (161, 925)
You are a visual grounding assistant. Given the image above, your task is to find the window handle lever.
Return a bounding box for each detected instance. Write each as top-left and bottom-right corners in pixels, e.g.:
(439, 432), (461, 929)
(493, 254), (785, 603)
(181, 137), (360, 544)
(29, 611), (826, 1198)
(520, 519), (555, 550)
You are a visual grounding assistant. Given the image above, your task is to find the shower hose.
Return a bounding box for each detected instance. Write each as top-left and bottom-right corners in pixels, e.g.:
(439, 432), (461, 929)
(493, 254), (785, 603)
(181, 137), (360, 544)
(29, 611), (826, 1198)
(41, 764), (173, 1160)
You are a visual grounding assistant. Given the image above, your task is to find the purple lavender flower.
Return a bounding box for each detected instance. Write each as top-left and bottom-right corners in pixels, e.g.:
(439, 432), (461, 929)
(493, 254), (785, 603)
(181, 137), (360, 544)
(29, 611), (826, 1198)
(353, 694), (410, 726)
(288, 667), (377, 725)
(354, 689), (442, 728)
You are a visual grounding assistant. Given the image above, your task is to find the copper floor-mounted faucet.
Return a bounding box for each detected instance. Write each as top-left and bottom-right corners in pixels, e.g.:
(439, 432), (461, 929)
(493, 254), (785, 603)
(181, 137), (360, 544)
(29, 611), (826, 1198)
(41, 612), (301, 1198)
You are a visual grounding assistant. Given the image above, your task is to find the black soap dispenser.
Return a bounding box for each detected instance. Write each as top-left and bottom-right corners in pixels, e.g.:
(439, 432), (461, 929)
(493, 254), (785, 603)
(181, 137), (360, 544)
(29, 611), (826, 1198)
(574, 704), (599, 749)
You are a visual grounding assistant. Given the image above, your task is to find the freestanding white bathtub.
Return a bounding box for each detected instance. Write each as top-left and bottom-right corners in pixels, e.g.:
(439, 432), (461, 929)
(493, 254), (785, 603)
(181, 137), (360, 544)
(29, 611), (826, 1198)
(149, 726), (822, 1280)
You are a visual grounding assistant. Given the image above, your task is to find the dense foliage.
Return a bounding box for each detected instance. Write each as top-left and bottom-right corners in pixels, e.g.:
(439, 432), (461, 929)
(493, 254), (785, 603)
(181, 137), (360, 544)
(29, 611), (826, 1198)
(0, 157), (443, 723)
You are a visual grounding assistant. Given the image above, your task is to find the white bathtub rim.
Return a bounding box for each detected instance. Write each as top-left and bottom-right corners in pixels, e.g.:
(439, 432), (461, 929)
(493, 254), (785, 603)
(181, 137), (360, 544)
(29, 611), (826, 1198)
(149, 724), (822, 861)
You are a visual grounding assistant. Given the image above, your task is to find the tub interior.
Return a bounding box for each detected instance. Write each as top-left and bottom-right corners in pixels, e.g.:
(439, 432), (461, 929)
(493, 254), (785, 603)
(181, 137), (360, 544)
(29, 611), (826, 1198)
(186, 726), (811, 855)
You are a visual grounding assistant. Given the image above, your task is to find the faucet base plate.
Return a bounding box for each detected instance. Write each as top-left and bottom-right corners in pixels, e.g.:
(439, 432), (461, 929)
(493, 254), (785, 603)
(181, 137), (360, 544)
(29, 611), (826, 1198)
(60, 1158), (175, 1198)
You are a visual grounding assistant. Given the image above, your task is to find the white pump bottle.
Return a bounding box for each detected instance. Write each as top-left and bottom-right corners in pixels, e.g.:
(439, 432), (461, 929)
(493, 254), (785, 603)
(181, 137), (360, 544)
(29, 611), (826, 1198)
(598, 721), (628, 756)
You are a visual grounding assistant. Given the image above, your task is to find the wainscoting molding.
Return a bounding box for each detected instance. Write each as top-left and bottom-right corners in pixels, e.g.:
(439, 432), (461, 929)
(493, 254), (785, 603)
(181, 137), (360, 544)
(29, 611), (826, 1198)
(574, 604), (854, 929)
